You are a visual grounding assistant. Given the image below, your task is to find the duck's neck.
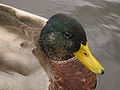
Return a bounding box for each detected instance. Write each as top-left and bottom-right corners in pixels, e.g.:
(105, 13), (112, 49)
(49, 58), (97, 90)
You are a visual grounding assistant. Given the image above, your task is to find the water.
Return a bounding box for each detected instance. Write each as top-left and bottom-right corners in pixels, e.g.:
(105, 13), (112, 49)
(1, 0), (120, 90)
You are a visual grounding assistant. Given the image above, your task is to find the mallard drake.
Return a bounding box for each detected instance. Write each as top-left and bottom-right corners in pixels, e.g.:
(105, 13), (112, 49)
(0, 3), (105, 90)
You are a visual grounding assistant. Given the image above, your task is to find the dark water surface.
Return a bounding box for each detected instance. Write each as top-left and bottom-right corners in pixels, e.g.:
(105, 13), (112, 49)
(1, 0), (120, 90)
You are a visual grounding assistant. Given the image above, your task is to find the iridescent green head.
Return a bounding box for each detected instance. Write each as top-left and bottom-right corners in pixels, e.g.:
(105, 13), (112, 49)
(39, 13), (105, 75)
(40, 13), (87, 60)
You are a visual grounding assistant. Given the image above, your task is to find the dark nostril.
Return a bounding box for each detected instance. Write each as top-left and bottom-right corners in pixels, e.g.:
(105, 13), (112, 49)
(84, 53), (87, 56)
(101, 69), (104, 75)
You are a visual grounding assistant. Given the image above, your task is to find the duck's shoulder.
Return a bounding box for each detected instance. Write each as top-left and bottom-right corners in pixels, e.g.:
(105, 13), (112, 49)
(0, 3), (48, 46)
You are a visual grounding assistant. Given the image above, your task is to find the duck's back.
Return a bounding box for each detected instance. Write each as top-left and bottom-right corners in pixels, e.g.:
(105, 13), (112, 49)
(0, 3), (49, 90)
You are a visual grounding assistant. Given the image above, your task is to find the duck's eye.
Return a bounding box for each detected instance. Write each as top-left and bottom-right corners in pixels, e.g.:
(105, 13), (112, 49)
(64, 32), (72, 39)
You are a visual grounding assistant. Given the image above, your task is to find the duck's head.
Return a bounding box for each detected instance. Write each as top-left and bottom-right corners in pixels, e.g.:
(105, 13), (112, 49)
(40, 13), (105, 75)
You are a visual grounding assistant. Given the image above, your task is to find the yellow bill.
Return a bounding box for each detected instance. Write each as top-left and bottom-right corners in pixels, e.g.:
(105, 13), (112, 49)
(74, 42), (105, 75)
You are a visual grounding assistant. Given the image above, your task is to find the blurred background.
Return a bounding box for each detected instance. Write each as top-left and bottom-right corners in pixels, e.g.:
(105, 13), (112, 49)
(0, 0), (120, 90)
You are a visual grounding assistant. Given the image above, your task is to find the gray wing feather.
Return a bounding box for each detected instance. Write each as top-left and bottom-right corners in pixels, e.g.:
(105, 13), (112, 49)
(0, 3), (49, 90)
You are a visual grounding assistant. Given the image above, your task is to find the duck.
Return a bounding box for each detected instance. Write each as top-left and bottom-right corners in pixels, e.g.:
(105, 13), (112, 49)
(0, 3), (105, 90)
